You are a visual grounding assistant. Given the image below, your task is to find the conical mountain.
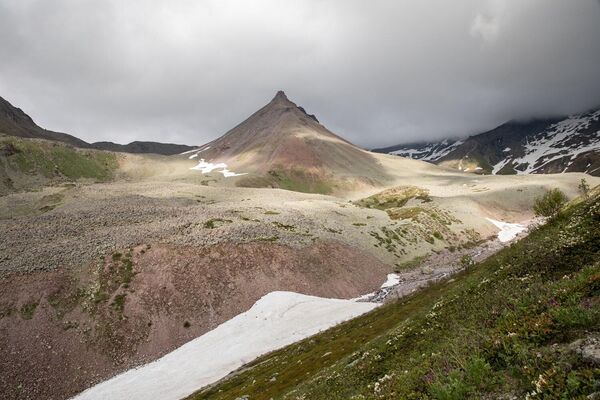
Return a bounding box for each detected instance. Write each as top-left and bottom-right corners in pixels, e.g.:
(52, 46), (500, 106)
(191, 91), (390, 193)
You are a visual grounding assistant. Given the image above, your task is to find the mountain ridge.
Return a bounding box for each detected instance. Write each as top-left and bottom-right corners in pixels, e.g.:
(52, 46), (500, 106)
(375, 108), (600, 176)
(0, 95), (195, 155)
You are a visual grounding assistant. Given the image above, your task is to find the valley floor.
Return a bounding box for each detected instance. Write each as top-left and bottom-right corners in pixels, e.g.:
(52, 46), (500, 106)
(72, 217), (528, 400)
(0, 151), (597, 400)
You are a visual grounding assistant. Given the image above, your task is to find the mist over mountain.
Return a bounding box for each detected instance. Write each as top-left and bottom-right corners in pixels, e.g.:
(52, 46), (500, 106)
(375, 107), (600, 176)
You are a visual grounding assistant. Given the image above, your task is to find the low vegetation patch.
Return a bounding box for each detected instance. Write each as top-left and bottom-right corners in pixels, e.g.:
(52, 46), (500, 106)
(386, 206), (426, 220)
(354, 186), (431, 210)
(19, 302), (38, 320)
(203, 218), (233, 229)
(0, 137), (118, 194)
(2, 137), (117, 180)
(237, 168), (334, 195)
(272, 221), (296, 231)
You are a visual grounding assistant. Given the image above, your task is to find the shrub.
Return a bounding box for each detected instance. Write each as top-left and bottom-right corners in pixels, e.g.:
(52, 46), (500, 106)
(578, 178), (590, 198)
(533, 189), (567, 218)
(459, 254), (475, 269)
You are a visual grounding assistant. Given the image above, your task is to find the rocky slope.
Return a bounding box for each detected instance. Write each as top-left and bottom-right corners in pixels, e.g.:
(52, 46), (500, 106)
(375, 108), (600, 176)
(184, 91), (390, 194)
(0, 95), (195, 155)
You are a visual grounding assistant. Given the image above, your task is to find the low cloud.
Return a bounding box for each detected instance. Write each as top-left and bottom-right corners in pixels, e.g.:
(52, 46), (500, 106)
(0, 0), (599, 148)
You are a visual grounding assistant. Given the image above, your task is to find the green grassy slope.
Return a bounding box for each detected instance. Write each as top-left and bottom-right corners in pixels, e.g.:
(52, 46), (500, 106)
(188, 189), (600, 399)
(0, 135), (118, 194)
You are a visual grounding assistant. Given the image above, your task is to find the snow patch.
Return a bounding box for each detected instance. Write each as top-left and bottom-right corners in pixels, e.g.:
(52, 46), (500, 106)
(219, 168), (247, 177)
(190, 159), (245, 178)
(491, 158), (511, 175)
(380, 273), (400, 288)
(485, 218), (526, 242)
(179, 148), (201, 155)
(71, 292), (378, 400)
(351, 273), (401, 301)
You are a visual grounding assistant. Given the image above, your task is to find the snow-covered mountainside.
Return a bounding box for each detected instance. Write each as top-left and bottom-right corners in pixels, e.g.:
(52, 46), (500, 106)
(374, 108), (600, 176)
(381, 139), (464, 161)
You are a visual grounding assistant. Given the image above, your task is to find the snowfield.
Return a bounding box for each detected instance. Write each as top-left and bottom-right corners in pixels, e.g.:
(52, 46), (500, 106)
(71, 292), (379, 400)
(486, 218), (526, 242)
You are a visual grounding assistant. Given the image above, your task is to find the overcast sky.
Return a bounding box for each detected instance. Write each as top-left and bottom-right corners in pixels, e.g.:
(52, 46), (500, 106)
(1, 0), (599, 148)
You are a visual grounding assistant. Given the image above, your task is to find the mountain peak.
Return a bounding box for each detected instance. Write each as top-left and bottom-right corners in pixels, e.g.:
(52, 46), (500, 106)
(189, 92), (389, 192)
(273, 90), (288, 101)
(270, 90), (293, 105)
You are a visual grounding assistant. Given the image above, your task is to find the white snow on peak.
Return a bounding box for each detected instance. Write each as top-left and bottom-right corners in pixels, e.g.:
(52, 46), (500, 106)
(485, 218), (526, 242)
(71, 291), (379, 400)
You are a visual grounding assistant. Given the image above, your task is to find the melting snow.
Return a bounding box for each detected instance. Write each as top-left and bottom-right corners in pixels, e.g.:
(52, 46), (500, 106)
(180, 148), (201, 155)
(486, 218), (526, 242)
(182, 146), (211, 156)
(190, 159), (245, 177)
(219, 168), (247, 177)
(351, 273), (401, 301)
(71, 292), (378, 400)
(190, 159), (227, 173)
(380, 273), (400, 288)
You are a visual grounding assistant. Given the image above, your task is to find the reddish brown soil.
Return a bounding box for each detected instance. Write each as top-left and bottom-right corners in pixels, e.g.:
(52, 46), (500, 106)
(0, 239), (390, 400)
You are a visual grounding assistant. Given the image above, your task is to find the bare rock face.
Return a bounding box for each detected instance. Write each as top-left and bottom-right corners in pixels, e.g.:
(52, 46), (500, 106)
(570, 335), (600, 365)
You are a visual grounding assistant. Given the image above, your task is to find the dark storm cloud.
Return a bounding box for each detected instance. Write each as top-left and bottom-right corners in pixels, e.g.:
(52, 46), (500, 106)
(0, 0), (599, 148)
